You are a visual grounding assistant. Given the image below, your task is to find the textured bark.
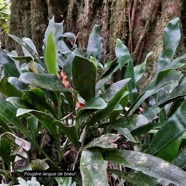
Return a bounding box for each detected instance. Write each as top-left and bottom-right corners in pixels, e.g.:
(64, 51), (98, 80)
(7, 0), (186, 82)
(31, 0), (48, 55)
(7, 0), (31, 53)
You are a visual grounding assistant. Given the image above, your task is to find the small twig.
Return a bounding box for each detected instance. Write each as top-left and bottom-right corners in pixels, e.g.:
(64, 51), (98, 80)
(71, 126), (87, 170)
(74, 32), (80, 45)
(61, 112), (73, 121)
(132, 16), (151, 61)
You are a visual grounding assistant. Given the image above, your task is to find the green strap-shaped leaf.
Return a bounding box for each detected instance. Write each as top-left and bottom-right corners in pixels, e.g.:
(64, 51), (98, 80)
(23, 88), (56, 116)
(54, 121), (80, 148)
(128, 70), (182, 115)
(156, 77), (186, 106)
(0, 77), (22, 97)
(8, 77), (28, 91)
(108, 169), (158, 186)
(145, 53), (186, 92)
(44, 17), (63, 51)
(115, 39), (137, 102)
(22, 37), (38, 56)
(63, 48), (83, 81)
(9, 34), (42, 64)
(0, 51), (20, 78)
(104, 149), (186, 186)
(77, 97), (107, 119)
(0, 115), (11, 132)
(87, 25), (103, 60)
(80, 149), (108, 186)
(114, 127), (138, 143)
(157, 136), (182, 162)
(147, 100), (186, 155)
(96, 59), (119, 91)
(0, 139), (11, 166)
(102, 79), (130, 102)
(44, 30), (58, 75)
(72, 55), (97, 101)
(172, 143), (186, 168)
(0, 100), (30, 137)
(100, 114), (149, 133)
(84, 134), (120, 149)
(88, 81), (129, 126)
(19, 72), (70, 92)
(6, 97), (31, 109)
(27, 116), (39, 144)
(16, 108), (59, 144)
(134, 52), (152, 82)
(156, 17), (180, 74)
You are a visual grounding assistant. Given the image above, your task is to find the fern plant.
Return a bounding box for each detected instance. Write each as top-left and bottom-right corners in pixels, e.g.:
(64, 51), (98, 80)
(0, 17), (186, 186)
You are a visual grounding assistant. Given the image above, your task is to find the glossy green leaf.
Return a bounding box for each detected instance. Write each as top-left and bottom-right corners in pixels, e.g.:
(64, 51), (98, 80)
(156, 17), (180, 73)
(158, 136), (182, 162)
(102, 79), (130, 102)
(44, 30), (58, 75)
(128, 70), (182, 115)
(100, 114), (149, 133)
(96, 59), (119, 91)
(16, 108), (59, 148)
(0, 115), (11, 132)
(59, 40), (72, 55)
(134, 52), (152, 82)
(80, 149), (108, 186)
(147, 100), (186, 155)
(104, 149), (186, 186)
(9, 34), (42, 64)
(19, 72), (70, 92)
(0, 50), (19, 77)
(54, 120), (80, 148)
(114, 127), (138, 143)
(6, 97), (30, 109)
(77, 97), (107, 118)
(146, 53), (186, 92)
(44, 16), (63, 51)
(172, 144), (186, 168)
(63, 48), (83, 81)
(156, 54), (186, 85)
(22, 37), (38, 56)
(156, 77), (186, 106)
(84, 134), (120, 149)
(81, 97), (107, 110)
(8, 77), (28, 90)
(88, 82), (129, 126)
(0, 77), (22, 97)
(10, 55), (33, 62)
(87, 25), (103, 59)
(108, 169), (157, 186)
(72, 55), (96, 101)
(109, 104), (123, 121)
(115, 38), (131, 60)
(153, 80), (180, 106)
(0, 100), (30, 137)
(115, 39), (137, 102)
(27, 116), (39, 144)
(0, 139), (11, 166)
(23, 88), (56, 116)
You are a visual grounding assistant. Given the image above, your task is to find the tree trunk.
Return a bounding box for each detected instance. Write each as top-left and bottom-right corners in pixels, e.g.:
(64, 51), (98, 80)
(7, 0), (186, 82)
(7, 0), (31, 53)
